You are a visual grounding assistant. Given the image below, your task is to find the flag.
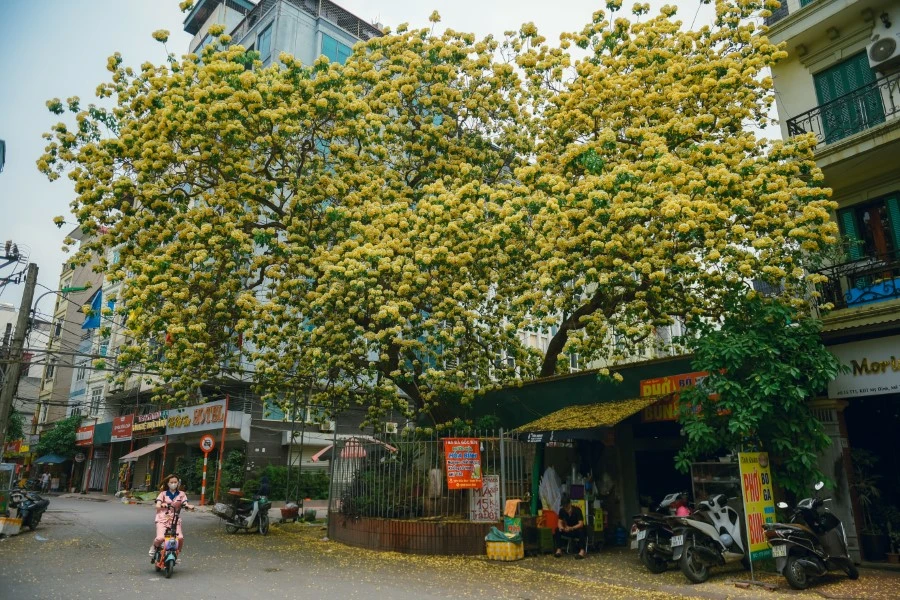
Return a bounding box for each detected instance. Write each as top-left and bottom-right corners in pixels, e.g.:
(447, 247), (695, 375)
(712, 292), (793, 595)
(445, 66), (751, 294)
(82, 290), (102, 329)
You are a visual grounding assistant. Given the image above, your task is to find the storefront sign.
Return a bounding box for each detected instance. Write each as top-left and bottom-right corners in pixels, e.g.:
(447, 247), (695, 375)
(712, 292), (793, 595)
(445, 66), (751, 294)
(640, 371), (708, 422)
(738, 452), (776, 560)
(74, 452), (86, 463)
(828, 336), (900, 398)
(443, 438), (483, 490)
(111, 415), (134, 442)
(133, 410), (168, 438)
(76, 425), (94, 447)
(470, 474), (500, 521)
(166, 399), (227, 436)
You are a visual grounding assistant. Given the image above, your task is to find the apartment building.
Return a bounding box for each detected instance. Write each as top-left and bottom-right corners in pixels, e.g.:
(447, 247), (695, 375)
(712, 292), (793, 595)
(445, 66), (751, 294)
(768, 0), (900, 561)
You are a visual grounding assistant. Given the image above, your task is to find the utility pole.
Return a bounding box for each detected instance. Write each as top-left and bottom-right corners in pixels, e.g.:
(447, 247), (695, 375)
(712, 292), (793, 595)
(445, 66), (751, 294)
(0, 262), (38, 449)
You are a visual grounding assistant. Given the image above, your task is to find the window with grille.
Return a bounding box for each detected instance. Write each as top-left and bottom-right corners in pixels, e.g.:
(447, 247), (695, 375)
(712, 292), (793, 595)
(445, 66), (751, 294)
(90, 388), (103, 415)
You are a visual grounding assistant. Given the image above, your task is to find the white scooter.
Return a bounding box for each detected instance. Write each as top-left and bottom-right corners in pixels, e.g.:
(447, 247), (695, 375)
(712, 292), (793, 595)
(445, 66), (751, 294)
(671, 494), (749, 583)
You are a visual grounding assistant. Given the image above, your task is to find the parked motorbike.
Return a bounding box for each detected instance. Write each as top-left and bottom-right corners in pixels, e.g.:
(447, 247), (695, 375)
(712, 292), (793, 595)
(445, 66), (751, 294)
(672, 494), (748, 583)
(212, 491), (272, 535)
(8, 488), (50, 531)
(631, 492), (690, 573)
(764, 481), (859, 590)
(153, 502), (187, 579)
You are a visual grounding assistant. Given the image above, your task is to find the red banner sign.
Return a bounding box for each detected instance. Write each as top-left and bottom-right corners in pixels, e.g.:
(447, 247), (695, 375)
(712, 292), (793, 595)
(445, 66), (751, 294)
(443, 438), (483, 490)
(640, 371), (709, 422)
(111, 415), (134, 442)
(76, 425), (95, 447)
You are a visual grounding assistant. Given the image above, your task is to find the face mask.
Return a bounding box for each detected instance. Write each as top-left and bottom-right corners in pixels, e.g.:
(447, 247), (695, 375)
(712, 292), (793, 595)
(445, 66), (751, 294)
(168, 482), (178, 490)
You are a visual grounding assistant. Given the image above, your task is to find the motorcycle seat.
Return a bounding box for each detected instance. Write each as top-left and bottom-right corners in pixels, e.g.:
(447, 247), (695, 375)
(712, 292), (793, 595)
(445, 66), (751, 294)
(780, 523), (815, 535)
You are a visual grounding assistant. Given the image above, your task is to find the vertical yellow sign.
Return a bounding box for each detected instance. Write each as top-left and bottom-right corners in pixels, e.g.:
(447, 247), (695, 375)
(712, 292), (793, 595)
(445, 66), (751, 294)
(738, 452), (776, 560)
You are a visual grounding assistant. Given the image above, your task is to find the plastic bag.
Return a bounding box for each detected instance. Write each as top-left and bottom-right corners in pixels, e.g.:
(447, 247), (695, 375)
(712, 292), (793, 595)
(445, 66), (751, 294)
(485, 526), (522, 543)
(539, 467), (561, 513)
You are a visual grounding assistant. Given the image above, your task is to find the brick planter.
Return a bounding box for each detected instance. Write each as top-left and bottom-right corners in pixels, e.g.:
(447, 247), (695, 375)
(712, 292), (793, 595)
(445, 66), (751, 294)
(329, 515), (498, 555)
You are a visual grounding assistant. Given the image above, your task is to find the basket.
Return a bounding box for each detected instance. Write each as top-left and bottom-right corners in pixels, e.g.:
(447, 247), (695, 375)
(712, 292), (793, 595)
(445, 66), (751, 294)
(486, 541), (524, 561)
(537, 527), (555, 553)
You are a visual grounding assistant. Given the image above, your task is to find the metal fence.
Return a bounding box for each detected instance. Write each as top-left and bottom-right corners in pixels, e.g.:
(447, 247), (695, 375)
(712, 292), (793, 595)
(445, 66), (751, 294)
(328, 430), (534, 521)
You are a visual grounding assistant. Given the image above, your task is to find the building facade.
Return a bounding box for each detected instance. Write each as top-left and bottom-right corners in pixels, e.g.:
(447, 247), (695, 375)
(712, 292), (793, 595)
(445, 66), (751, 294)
(768, 0), (900, 561)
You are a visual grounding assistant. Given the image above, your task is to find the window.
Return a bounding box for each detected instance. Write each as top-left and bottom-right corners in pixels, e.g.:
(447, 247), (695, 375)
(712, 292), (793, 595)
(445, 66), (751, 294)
(321, 34), (351, 64)
(814, 52), (884, 143)
(90, 388), (103, 415)
(76, 363), (87, 382)
(54, 321), (62, 337)
(838, 195), (900, 261)
(45, 358), (56, 380)
(258, 25), (273, 61)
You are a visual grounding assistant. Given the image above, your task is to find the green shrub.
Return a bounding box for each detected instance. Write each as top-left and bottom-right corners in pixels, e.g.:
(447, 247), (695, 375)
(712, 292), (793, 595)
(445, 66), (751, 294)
(243, 465), (330, 501)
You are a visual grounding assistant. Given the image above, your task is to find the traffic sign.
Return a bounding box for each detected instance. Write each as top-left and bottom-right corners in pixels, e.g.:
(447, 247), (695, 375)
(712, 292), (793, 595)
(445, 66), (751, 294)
(199, 435), (215, 453)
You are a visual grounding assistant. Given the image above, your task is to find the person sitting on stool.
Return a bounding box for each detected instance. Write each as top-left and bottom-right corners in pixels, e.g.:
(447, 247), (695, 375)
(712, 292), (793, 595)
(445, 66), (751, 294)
(554, 494), (586, 559)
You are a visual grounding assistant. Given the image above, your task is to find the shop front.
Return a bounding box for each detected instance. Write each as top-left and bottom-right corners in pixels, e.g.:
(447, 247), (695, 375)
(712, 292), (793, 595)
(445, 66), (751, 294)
(163, 398), (247, 502)
(83, 420), (112, 492)
(110, 415), (134, 492)
(827, 333), (900, 561)
(120, 409), (167, 491)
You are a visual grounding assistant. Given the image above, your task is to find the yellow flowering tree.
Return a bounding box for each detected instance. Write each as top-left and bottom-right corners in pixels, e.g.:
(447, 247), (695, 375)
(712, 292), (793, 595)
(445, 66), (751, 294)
(40, 19), (535, 421)
(39, 1), (838, 423)
(511, 0), (837, 376)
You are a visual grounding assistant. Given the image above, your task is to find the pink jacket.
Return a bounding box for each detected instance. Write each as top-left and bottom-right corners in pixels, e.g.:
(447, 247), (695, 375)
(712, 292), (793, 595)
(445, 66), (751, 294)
(155, 490), (189, 524)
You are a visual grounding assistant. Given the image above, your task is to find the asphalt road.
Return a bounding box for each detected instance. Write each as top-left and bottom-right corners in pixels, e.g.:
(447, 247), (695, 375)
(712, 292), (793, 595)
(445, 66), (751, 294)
(0, 496), (463, 600)
(4, 496), (900, 600)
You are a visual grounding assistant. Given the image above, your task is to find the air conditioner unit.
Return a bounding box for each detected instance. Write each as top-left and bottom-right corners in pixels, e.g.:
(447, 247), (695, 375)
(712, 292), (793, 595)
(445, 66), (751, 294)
(319, 420), (335, 433)
(868, 15), (900, 71)
(384, 422), (398, 434)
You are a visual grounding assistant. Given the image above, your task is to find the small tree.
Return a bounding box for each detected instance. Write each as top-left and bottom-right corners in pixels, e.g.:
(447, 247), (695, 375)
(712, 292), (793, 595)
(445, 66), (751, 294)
(6, 408), (25, 442)
(675, 294), (841, 497)
(33, 414), (82, 459)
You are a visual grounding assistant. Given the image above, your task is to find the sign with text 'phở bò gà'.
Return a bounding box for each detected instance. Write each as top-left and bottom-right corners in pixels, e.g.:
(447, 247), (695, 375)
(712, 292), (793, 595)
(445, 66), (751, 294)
(639, 371), (709, 422)
(443, 438), (482, 490)
(738, 452), (776, 561)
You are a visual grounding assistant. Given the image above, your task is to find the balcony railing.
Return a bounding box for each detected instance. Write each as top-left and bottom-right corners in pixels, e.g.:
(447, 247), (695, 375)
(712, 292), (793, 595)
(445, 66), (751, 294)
(816, 251), (900, 311)
(232, 0), (382, 46)
(786, 72), (900, 147)
(764, 0), (818, 27)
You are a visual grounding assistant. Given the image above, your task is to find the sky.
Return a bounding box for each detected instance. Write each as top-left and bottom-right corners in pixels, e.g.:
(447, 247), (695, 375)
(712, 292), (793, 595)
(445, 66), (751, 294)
(0, 0), (719, 308)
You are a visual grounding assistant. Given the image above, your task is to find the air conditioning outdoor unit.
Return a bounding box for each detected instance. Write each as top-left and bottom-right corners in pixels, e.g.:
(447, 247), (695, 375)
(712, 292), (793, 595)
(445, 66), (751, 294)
(868, 13), (900, 71)
(384, 422), (398, 434)
(320, 420), (335, 433)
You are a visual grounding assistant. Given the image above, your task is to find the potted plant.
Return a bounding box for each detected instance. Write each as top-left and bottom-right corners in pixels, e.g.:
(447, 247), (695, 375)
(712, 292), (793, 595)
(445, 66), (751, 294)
(852, 449), (890, 561)
(887, 531), (900, 564)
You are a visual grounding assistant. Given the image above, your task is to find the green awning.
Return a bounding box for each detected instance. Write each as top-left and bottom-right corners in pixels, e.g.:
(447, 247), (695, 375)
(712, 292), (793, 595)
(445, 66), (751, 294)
(93, 421), (112, 446)
(515, 396), (664, 434)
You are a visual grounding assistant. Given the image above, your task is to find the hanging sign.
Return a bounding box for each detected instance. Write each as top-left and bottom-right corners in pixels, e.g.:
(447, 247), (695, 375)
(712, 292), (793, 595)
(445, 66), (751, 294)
(443, 438), (483, 490)
(76, 425), (95, 447)
(166, 399), (227, 435)
(133, 410), (168, 438)
(640, 371), (709, 422)
(738, 452), (776, 560)
(470, 474), (500, 521)
(111, 415), (134, 442)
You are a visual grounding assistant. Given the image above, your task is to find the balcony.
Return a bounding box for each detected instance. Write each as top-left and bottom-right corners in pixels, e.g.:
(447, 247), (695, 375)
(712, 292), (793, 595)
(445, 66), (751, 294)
(232, 0), (382, 45)
(786, 72), (900, 148)
(816, 250), (900, 311)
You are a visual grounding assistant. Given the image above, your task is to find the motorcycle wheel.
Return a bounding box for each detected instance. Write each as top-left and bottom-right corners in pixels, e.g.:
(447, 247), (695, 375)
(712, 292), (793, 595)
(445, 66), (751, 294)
(845, 564), (860, 580)
(784, 556), (810, 590)
(679, 539), (711, 584)
(741, 554), (751, 571)
(224, 523), (239, 534)
(640, 546), (668, 574)
(165, 563), (174, 579)
(259, 513), (270, 536)
(28, 515), (41, 531)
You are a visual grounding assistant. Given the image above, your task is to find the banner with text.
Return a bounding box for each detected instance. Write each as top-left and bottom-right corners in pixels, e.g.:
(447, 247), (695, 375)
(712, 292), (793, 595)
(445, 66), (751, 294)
(470, 474), (500, 521)
(639, 371), (709, 422)
(828, 335), (900, 398)
(76, 425), (94, 447)
(738, 452), (776, 560)
(133, 410), (167, 438)
(111, 415), (133, 442)
(443, 438), (483, 490)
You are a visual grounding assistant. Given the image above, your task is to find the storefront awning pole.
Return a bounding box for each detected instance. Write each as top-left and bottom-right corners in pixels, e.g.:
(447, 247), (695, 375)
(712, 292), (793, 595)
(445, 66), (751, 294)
(161, 435), (168, 479)
(213, 395), (228, 504)
(531, 441), (544, 516)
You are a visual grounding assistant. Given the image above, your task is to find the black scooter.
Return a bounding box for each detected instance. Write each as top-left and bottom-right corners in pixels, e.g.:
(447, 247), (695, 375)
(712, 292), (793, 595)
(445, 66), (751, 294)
(212, 491), (272, 535)
(764, 481), (859, 590)
(631, 492), (689, 573)
(7, 488), (50, 530)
